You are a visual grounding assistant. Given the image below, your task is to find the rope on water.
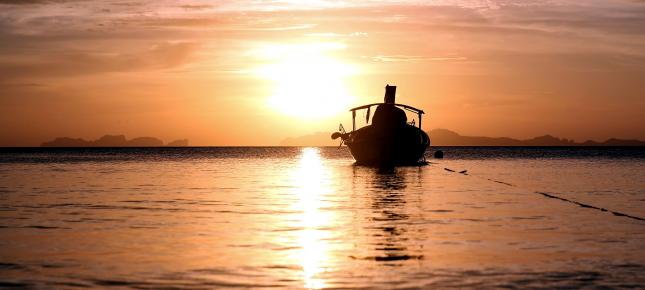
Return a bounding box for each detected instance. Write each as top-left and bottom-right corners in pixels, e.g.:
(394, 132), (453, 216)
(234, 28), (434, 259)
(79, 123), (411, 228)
(438, 165), (645, 222)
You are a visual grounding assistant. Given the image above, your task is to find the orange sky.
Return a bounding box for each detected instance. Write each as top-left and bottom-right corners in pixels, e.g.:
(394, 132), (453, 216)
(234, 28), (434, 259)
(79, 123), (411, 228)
(0, 0), (644, 146)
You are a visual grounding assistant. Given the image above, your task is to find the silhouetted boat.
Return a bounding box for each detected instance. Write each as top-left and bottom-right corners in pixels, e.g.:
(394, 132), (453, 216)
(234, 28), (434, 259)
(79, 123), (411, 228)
(332, 85), (430, 166)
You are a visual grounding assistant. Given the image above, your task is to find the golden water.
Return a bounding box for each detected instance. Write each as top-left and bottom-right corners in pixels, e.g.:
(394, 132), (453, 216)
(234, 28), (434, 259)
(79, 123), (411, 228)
(0, 147), (643, 288)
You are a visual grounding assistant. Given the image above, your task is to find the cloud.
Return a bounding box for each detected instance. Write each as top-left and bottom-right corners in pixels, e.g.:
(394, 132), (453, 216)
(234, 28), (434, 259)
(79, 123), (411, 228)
(0, 42), (199, 80)
(490, 3), (645, 36)
(371, 55), (467, 62)
(178, 4), (213, 10)
(0, 0), (64, 4)
(2, 0), (643, 82)
(305, 31), (368, 38)
(246, 24), (316, 31)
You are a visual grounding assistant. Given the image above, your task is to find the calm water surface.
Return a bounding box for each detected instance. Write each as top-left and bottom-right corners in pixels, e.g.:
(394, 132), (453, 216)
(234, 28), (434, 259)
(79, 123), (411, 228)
(0, 147), (644, 289)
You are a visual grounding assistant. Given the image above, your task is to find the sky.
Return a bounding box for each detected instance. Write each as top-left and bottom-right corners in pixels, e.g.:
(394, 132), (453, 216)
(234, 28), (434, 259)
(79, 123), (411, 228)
(0, 0), (644, 146)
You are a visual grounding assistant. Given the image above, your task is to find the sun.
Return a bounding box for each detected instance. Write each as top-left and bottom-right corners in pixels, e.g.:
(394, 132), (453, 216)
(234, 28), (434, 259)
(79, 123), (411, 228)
(255, 43), (356, 118)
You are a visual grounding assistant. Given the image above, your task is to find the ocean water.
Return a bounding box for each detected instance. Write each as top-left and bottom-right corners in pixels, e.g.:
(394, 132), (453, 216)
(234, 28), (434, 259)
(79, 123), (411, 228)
(0, 147), (644, 289)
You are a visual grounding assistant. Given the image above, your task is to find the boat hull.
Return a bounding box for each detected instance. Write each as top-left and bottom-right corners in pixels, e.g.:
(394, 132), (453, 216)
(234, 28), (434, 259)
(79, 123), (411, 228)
(345, 124), (429, 166)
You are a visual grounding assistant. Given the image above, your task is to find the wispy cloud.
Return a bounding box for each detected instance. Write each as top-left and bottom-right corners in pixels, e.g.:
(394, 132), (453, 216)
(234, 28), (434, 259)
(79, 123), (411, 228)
(305, 31), (368, 38)
(0, 42), (199, 80)
(371, 55), (467, 62)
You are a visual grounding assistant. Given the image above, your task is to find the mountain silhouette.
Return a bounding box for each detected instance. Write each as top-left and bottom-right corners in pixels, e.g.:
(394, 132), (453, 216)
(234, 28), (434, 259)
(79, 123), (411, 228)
(280, 132), (337, 146)
(167, 139), (189, 147)
(428, 129), (645, 146)
(281, 129), (645, 146)
(41, 135), (188, 147)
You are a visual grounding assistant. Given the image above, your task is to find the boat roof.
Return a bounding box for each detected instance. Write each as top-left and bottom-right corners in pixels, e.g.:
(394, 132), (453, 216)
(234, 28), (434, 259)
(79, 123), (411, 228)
(349, 103), (424, 114)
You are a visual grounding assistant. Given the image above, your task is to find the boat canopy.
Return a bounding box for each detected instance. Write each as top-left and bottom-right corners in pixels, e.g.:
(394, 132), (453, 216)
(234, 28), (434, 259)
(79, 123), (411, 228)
(348, 103), (425, 131)
(349, 103), (424, 114)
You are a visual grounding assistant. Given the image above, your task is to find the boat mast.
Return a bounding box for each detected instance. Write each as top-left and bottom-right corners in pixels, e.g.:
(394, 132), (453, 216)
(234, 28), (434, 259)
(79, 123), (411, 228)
(352, 110), (356, 131)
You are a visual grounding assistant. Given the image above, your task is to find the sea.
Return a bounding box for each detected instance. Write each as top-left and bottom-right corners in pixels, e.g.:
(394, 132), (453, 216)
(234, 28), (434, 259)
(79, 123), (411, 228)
(0, 147), (644, 289)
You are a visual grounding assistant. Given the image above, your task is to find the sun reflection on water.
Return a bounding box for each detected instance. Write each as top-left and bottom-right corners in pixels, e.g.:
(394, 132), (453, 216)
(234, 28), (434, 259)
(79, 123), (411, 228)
(292, 148), (332, 289)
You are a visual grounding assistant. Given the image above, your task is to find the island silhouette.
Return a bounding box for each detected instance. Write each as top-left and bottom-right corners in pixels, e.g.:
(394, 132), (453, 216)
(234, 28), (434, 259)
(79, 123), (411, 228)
(41, 131), (644, 147)
(281, 129), (645, 147)
(41, 135), (189, 147)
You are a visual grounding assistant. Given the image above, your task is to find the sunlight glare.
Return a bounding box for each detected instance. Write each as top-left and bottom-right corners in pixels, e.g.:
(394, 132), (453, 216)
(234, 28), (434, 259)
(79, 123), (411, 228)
(256, 43), (356, 119)
(292, 148), (331, 289)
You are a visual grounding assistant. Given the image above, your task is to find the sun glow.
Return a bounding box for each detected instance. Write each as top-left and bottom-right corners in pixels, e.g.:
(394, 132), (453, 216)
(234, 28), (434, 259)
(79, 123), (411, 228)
(256, 43), (356, 118)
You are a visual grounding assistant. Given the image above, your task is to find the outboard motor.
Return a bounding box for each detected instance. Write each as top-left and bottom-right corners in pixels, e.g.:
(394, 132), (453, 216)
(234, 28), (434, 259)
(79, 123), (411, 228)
(331, 124), (348, 148)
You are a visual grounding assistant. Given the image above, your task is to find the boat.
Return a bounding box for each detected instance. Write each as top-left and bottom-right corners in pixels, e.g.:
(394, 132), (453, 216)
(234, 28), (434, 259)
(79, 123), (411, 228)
(331, 85), (430, 166)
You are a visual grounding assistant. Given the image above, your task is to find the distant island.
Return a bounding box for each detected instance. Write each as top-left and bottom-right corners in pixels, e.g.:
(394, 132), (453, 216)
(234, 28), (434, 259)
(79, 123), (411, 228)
(281, 129), (645, 146)
(41, 135), (189, 147)
(280, 132), (338, 147)
(429, 129), (645, 146)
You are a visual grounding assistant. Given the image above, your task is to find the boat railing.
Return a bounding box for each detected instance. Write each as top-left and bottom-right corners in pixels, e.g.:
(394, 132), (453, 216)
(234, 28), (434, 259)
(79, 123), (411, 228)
(349, 103), (425, 131)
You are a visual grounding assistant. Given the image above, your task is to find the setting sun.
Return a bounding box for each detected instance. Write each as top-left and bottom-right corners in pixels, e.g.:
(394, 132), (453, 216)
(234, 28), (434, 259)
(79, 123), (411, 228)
(255, 43), (357, 119)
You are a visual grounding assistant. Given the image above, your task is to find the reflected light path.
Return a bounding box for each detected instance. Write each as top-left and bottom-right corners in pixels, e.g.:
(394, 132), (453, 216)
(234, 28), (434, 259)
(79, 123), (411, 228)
(292, 148), (332, 289)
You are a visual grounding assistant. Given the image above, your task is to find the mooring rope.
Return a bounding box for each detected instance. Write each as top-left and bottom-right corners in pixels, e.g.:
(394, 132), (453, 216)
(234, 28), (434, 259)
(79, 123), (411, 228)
(434, 163), (645, 222)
